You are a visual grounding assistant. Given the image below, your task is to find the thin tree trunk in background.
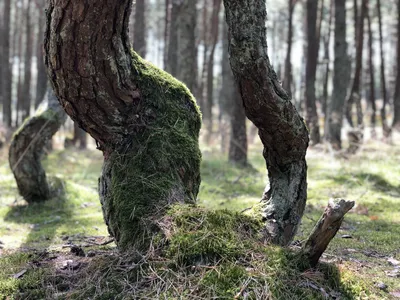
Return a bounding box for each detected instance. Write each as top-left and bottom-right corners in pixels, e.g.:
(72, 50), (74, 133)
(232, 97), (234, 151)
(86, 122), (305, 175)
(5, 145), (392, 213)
(0, 3), (4, 109)
(204, 0), (222, 141)
(16, 2), (25, 126)
(35, 0), (48, 108)
(366, 7), (376, 136)
(73, 122), (87, 150)
(346, 0), (367, 128)
(163, 0), (170, 69)
(224, 0), (309, 246)
(228, 91), (247, 166)
(393, 0), (400, 129)
(219, 21), (232, 153)
(327, 0), (349, 149)
(2, 0), (12, 127)
(166, 0), (180, 76)
(305, 0), (320, 144)
(21, 0), (33, 121)
(376, 0), (390, 136)
(322, 0), (333, 137)
(177, 0), (197, 93)
(283, 0), (297, 95)
(353, 0), (358, 47)
(133, 0), (146, 58)
(199, 0), (209, 111)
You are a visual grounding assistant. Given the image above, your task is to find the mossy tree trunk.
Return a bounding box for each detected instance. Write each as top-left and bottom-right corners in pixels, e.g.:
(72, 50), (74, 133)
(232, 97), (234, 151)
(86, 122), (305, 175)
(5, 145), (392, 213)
(44, 0), (202, 252)
(9, 89), (66, 203)
(223, 0), (309, 246)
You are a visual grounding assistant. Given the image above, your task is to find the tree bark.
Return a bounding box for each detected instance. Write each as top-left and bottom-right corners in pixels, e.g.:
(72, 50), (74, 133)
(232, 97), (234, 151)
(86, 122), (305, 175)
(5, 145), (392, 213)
(223, 0), (309, 246)
(392, 0), (400, 130)
(35, 0), (48, 108)
(303, 199), (355, 266)
(305, 0), (321, 144)
(327, 0), (349, 150)
(346, 0), (367, 128)
(2, 0), (12, 127)
(9, 89), (66, 203)
(376, 0), (390, 137)
(133, 0), (146, 58)
(21, 0), (33, 121)
(45, 0), (202, 252)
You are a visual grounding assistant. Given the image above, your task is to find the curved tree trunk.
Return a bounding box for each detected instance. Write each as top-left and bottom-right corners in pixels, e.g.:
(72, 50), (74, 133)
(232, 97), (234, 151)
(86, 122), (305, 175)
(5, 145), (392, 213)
(223, 0), (309, 246)
(327, 0), (349, 150)
(45, 0), (202, 252)
(9, 89), (66, 203)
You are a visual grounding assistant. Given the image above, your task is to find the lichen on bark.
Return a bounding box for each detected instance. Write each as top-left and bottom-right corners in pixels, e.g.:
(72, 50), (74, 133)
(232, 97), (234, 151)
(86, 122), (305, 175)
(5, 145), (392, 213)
(9, 89), (66, 203)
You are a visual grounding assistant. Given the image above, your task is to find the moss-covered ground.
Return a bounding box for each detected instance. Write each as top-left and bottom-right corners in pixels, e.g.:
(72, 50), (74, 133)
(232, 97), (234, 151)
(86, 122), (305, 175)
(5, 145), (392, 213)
(0, 137), (399, 299)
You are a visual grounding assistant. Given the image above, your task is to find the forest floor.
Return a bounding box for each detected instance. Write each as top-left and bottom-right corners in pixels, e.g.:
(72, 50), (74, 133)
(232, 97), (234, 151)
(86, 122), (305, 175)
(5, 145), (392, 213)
(0, 134), (399, 299)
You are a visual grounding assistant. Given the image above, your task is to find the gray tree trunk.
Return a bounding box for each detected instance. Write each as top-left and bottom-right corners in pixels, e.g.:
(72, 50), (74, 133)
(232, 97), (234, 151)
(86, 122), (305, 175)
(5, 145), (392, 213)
(305, 0), (320, 144)
(9, 89), (66, 203)
(366, 7), (376, 134)
(283, 0), (298, 96)
(35, 0), (48, 109)
(327, 0), (349, 150)
(45, 0), (202, 253)
(2, 0), (12, 127)
(392, 0), (400, 130)
(177, 0), (197, 93)
(223, 0), (309, 246)
(133, 0), (146, 58)
(21, 0), (33, 121)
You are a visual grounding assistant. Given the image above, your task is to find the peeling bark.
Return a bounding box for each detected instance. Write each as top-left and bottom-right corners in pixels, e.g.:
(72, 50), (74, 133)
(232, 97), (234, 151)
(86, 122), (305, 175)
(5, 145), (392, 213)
(45, 0), (202, 252)
(9, 89), (66, 203)
(223, 0), (309, 246)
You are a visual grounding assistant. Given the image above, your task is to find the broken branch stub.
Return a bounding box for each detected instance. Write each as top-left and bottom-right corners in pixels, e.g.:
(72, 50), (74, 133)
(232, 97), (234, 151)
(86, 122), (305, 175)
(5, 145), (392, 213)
(303, 198), (355, 266)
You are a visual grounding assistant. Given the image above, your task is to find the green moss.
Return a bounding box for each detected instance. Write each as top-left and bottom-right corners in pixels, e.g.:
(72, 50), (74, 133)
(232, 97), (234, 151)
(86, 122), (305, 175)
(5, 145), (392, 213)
(102, 51), (202, 251)
(165, 205), (262, 265)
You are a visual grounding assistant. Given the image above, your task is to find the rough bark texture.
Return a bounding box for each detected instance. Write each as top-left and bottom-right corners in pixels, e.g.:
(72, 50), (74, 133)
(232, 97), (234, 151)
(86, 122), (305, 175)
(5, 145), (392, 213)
(223, 0), (309, 246)
(327, 0), (349, 150)
(392, 0), (400, 130)
(133, 0), (146, 58)
(177, 0), (197, 93)
(45, 0), (202, 252)
(303, 199), (355, 266)
(346, 0), (367, 128)
(2, 0), (12, 127)
(305, 0), (320, 144)
(9, 89), (66, 203)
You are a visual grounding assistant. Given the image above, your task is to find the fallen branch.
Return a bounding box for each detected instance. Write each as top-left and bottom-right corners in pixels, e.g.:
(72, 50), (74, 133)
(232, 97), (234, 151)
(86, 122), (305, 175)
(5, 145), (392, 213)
(303, 198), (355, 266)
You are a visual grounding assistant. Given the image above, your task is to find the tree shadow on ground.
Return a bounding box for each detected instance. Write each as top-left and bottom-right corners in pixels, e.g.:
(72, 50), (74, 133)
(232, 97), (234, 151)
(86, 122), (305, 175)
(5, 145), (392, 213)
(3, 191), (72, 251)
(327, 172), (400, 195)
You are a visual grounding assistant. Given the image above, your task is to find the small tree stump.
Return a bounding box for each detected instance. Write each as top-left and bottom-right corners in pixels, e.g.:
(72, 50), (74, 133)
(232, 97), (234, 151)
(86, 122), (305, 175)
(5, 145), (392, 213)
(303, 198), (355, 266)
